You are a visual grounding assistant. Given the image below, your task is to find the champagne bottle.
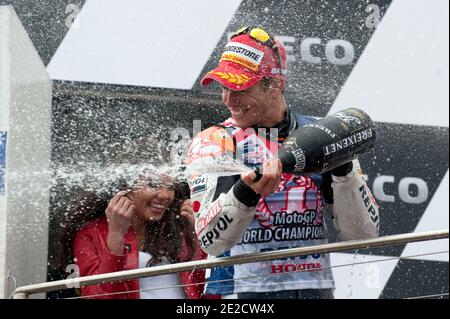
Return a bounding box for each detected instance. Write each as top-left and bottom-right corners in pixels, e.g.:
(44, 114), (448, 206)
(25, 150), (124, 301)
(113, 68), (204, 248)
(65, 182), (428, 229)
(254, 108), (376, 179)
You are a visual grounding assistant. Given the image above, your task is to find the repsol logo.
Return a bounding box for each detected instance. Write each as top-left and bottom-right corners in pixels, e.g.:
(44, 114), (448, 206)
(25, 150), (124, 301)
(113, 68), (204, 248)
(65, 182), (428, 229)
(366, 175), (429, 204)
(196, 202), (222, 234)
(200, 214), (234, 247)
(359, 184), (379, 224)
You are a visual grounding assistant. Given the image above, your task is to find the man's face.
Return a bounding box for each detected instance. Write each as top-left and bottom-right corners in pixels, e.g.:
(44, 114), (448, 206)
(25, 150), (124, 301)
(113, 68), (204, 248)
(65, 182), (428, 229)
(222, 80), (273, 128)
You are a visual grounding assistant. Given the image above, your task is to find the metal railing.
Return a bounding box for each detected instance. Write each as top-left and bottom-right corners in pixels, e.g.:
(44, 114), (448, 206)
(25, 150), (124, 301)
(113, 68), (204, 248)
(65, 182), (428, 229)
(12, 229), (449, 299)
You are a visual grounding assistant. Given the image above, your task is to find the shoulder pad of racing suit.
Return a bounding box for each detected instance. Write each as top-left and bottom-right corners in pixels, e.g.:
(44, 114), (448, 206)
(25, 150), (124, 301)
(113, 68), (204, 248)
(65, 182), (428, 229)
(186, 125), (258, 256)
(186, 126), (235, 165)
(292, 113), (317, 127)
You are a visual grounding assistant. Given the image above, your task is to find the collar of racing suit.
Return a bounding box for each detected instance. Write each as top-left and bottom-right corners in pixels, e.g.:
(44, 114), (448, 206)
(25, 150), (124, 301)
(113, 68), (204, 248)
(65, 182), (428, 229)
(252, 108), (298, 143)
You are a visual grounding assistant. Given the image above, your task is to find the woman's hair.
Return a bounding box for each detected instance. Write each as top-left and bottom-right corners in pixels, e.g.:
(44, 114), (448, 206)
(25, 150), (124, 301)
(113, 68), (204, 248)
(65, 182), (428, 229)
(59, 134), (195, 271)
(141, 181), (194, 266)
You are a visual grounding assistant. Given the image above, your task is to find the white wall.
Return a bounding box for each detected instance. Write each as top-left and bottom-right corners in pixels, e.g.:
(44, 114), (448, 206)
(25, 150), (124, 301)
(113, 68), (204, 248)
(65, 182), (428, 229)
(47, 0), (243, 89)
(329, 0), (449, 127)
(330, 0), (449, 299)
(0, 5), (52, 298)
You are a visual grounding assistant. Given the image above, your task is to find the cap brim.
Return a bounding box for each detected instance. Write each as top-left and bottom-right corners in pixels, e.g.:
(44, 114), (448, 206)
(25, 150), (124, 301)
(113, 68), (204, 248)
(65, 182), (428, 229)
(200, 63), (263, 91)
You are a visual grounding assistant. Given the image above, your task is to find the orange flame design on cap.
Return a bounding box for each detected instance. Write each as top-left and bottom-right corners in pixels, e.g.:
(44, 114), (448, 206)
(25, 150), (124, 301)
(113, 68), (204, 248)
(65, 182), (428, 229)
(212, 72), (251, 85)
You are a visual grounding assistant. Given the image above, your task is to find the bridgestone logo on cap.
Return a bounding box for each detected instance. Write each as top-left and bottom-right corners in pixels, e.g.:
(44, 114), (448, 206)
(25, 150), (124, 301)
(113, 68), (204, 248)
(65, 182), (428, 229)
(220, 42), (264, 72)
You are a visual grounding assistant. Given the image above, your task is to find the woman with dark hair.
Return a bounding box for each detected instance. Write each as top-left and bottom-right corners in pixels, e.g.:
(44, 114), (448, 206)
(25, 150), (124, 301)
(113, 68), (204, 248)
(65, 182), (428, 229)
(59, 136), (206, 299)
(61, 173), (205, 299)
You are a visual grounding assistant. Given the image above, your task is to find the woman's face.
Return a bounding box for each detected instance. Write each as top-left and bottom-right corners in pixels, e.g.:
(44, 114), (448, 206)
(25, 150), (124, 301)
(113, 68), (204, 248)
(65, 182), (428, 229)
(130, 175), (175, 222)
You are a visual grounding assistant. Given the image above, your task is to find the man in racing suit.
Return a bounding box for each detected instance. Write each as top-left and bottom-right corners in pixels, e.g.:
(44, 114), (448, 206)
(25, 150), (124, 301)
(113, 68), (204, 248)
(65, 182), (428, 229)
(186, 27), (379, 299)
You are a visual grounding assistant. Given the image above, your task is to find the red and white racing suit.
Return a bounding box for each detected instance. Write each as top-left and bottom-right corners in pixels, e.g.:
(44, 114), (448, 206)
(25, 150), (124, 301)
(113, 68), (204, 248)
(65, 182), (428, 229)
(186, 111), (379, 295)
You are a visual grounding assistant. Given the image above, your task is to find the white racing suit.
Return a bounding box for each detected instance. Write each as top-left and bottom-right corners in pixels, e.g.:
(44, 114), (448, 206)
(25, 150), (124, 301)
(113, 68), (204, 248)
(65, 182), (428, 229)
(186, 111), (379, 295)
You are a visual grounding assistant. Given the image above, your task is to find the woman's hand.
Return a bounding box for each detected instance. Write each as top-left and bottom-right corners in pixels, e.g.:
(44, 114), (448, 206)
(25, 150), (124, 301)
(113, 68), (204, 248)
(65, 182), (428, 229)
(179, 199), (195, 226)
(106, 191), (135, 255)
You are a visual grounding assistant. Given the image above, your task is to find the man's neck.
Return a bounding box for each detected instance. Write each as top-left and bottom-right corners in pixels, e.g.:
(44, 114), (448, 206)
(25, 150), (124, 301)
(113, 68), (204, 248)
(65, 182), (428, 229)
(254, 108), (294, 141)
(257, 98), (288, 128)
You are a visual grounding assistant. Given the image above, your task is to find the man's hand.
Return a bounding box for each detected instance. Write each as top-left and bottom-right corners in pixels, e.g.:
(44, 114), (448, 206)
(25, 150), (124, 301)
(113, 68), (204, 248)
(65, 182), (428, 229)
(241, 158), (282, 196)
(330, 161), (353, 177)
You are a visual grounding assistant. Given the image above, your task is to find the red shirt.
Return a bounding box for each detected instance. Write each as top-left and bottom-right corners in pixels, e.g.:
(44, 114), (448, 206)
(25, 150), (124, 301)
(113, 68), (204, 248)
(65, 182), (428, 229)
(73, 216), (206, 299)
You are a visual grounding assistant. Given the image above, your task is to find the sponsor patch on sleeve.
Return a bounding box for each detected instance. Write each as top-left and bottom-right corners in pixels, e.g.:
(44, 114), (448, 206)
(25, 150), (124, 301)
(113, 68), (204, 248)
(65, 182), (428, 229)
(191, 176), (208, 194)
